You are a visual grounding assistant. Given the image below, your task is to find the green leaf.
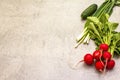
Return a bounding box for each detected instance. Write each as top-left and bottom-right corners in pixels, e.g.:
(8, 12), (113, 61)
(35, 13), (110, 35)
(99, 14), (109, 23)
(111, 23), (119, 30)
(87, 17), (100, 24)
(89, 30), (96, 39)
(117, 47), (120, 52)
(114, 47), (120, 55)
(89, 22), (100, 36)
(106, 22), (119, 31)
(87, 22), (103, 43)
(102, 22), (110, 35)
(87, 16), (103, 31)
(115, 33), (120, 46)
(115, 0), (120, 6)
(94, 38), (101, 46)
(111, 32), (120, 48)
(112, 32), (120, 40)
(116, 40), (120, 47)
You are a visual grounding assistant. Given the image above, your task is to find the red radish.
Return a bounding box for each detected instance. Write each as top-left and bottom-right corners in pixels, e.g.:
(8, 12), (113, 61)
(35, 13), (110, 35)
(95, 61), (104, 72)
(103, 51), (111, 60)
(78, 54), (94, 65)
(74, 54), (94, 67)
(93, 50), (102, 60)
(107, 59), (115, 70)
(83, 54), (94, 65)
(99, 44), (109, 51)
(102, 51), (112, 72)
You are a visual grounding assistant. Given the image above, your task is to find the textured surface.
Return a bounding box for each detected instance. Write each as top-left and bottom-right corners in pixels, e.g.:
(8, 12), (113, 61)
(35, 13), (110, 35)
(0, 0), (120, 80)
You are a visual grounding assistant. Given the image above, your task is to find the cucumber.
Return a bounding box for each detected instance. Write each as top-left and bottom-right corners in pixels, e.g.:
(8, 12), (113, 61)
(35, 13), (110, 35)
(81, 4), (98, 20)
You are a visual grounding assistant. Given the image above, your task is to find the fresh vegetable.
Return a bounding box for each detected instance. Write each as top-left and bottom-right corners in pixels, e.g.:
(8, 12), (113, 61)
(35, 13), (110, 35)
(76, 43), (115, 72)
(103, 51), (112, 61)
(107, 59), (115, 69)
(115, 0), (120, 6)
(76, 0), (120, 48)
(83, 14), (120, 56)
(81, 4), (98, 20)
(83, 54), (94, 65)
(93, 50), (102, 61)
(95, 61), (105, 72)
(102, 51), (112, 72)
(77, 54), (94, 65)
(74, 53), (94, 67)
(99, 44), (109, 51)
(74, 0), (120, 73)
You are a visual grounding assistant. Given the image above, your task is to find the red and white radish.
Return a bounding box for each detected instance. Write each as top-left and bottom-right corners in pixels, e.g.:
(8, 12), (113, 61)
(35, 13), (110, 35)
(107, 59), (115, 70)
(95, 61), (104, 72)
(102, 51), (112, 72)
(103, 51), (111, 61)
(93, 50), (102, 61)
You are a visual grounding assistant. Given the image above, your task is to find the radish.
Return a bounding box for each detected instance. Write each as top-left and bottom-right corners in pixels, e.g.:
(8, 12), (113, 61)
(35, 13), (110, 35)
(83, 54), (94, 65)
(74, 53), (94, 68)
(99, 44), (109, 51)
(103, 51), (111, 61)
(102, 51), (112, 72)
(107, 59), (115, 70)
(95, 61), (104, 72)
(93, 50), (102, 61)
(77, 54), (93, 65)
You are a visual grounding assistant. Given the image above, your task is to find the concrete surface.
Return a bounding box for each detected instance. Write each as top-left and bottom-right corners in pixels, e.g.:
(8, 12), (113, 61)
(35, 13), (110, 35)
(0, 0), (120, 80)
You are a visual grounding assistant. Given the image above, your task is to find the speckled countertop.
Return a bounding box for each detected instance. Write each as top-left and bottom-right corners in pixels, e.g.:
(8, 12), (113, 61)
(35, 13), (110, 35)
(0, 0), (120, 80)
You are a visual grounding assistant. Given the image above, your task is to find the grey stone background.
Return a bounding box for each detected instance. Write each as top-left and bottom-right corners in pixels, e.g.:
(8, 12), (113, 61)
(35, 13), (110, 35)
(0, 0), (120, 80)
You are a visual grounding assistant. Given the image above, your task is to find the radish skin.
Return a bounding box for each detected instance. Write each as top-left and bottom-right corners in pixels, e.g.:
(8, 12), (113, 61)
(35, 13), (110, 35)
(99, 44), (109, 51)
(95, 61), (104, 72)
(107, 60), (115, 70)
(103, 51), (112, 72)
(84, 54), (94, 65)
(93, 50), (102, 61)
(73, 54), (93, 68)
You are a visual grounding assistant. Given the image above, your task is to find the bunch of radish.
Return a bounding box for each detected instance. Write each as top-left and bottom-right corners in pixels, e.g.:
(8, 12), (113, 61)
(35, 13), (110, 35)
(79, 43), (115, 72)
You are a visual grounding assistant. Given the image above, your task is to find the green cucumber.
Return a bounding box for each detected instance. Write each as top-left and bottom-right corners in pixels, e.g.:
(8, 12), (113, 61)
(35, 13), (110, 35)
(81, 4), (98, 20)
